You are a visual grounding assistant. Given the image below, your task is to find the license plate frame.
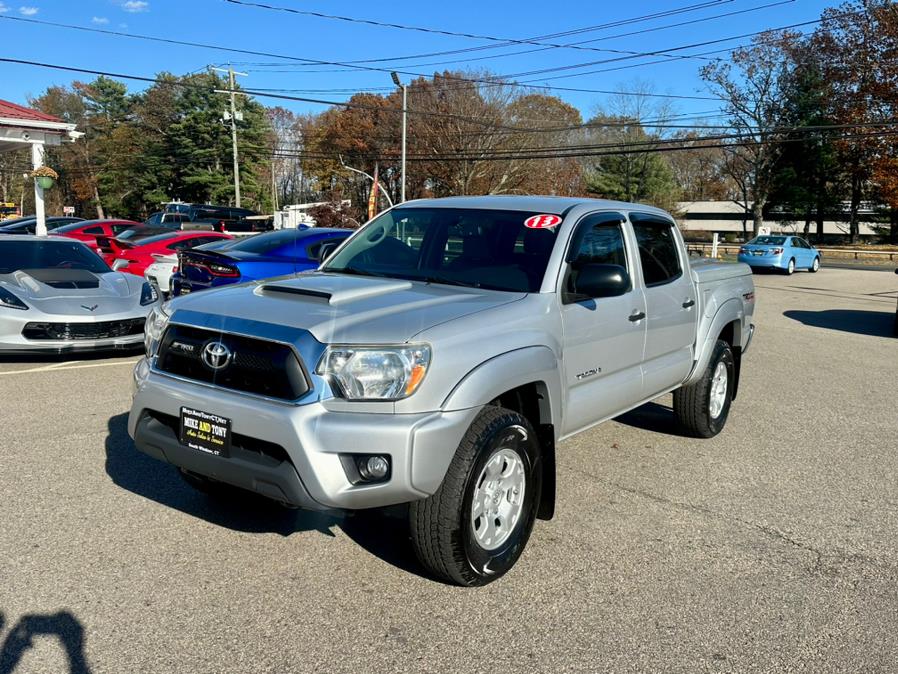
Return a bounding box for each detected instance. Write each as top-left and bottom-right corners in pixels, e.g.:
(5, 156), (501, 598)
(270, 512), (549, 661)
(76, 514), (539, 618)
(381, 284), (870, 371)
(179, 407), (232, 457)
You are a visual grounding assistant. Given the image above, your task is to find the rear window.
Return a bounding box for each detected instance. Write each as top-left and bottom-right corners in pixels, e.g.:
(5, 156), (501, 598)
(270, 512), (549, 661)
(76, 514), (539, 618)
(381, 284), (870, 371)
(228, 229), (307, 255)
(750, 236), (786, 245)
(54, 221), (91, 234)
(134, 233), (180, 247)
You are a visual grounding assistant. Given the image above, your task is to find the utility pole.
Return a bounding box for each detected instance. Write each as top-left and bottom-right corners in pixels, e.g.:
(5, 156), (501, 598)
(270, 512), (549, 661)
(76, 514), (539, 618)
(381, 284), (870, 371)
(212, 65), (248, 208)
(391, 72), (407, 203)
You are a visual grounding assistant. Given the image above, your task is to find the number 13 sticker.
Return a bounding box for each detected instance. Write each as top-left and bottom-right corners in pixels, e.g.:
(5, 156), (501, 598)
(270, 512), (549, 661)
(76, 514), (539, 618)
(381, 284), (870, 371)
(524, 214), (562, 229)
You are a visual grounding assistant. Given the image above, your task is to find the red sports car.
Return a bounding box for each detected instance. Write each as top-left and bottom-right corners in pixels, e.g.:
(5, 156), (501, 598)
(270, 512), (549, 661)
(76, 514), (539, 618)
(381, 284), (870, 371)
(53, 219), (141, 251)
(107, 231), (232, 277)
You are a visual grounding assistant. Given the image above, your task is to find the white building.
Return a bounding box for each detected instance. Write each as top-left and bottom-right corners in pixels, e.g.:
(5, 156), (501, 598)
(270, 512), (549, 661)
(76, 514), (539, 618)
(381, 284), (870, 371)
(675, 201), (882, 238)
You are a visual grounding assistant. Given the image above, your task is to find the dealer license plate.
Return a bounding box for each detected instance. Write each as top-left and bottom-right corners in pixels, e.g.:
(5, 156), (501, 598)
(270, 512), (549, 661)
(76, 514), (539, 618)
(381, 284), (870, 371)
(179, 407), (231, 457)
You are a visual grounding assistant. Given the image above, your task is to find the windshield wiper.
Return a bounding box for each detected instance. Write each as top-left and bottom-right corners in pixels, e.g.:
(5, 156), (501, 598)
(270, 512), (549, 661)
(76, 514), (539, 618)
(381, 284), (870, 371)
(414, 274), (480, 289)
(325, 266), (394, 279)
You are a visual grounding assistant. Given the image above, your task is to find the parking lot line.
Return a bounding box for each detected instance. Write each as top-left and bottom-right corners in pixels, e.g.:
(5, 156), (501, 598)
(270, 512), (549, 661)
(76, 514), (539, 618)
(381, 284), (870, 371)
(0, 358), (141, 377)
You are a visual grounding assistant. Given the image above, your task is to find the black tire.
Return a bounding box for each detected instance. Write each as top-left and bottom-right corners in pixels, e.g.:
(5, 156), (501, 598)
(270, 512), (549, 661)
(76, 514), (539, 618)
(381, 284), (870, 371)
(673, 339), (735, 439)
(409, 406), (542, 586)
(784, 258), (795, 275)
(810, 256), (820, 273)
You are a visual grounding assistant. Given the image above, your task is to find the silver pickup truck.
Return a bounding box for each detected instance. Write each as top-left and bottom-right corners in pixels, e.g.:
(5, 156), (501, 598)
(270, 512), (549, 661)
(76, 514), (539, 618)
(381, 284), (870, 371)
(130, 196), (755, 586)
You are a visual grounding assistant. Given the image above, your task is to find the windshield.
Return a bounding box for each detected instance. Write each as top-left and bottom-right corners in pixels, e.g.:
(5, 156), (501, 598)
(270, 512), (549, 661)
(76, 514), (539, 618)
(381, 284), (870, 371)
(322, 208), (560, 292)
(749, 236), (786, 245)
(53, 221), (93, 234)
(0, 240), (110, 274)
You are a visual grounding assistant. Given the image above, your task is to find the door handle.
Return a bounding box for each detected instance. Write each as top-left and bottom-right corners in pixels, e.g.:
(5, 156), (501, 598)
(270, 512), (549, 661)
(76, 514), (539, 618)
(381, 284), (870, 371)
(682, 299), (695, 308)
(628, 311), (646, 322)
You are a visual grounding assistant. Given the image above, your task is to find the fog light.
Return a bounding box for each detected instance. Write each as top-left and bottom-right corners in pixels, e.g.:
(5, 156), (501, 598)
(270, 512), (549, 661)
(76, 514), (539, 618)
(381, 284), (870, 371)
(358, 455), (390, 481)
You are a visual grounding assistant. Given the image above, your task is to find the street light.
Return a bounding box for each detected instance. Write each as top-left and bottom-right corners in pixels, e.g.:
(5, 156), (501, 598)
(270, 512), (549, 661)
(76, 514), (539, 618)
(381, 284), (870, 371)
(391, 71), (407, 203)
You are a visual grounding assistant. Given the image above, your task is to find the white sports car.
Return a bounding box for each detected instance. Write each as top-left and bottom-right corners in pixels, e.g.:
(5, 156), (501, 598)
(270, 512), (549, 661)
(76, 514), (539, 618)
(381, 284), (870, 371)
(144, 253), (179, 296)
(0, 235), (160, 355)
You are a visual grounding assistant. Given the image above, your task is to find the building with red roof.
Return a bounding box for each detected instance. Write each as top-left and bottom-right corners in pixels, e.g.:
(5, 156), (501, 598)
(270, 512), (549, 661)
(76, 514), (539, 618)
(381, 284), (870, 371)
(0, 98), (81, 234)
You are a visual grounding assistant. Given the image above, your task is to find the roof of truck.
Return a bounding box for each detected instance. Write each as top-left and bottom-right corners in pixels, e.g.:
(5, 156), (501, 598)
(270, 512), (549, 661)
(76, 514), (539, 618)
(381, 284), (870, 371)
(399, 195), (672, 217)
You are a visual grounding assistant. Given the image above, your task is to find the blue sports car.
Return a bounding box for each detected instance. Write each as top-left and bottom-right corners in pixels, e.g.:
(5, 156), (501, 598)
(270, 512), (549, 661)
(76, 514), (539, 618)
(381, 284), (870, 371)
(737, 235), (821, 275)
(171, 227), (352, 296)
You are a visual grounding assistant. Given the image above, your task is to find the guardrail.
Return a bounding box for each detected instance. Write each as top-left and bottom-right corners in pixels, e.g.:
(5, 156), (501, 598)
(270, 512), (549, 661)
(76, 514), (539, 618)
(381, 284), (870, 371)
(685, 242), (898, 262)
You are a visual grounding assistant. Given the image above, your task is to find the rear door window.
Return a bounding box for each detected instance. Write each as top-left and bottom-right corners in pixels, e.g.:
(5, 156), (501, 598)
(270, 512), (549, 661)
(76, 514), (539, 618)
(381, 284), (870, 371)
(630, 214), (682, 287)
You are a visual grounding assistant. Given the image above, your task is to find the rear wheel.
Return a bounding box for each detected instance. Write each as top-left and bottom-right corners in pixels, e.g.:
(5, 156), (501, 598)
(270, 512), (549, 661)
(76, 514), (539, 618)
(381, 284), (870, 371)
(409, 406), (542, 586)
(785, 258), (795, 275)
(673, 339), (735, 438)
(811, 256), (820, 272)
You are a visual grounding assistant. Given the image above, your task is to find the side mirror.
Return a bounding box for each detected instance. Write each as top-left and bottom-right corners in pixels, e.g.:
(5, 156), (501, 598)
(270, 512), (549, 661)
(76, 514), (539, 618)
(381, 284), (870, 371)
(317, 240), (340, 262)
(567, 263), (630, 302)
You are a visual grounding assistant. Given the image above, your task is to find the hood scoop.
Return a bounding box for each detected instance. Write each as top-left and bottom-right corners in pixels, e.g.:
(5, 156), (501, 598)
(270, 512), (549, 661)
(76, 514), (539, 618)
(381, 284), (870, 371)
(258, 275), (413, 306)
(259, 285), (332, 301)
(22, 268), (100, 290)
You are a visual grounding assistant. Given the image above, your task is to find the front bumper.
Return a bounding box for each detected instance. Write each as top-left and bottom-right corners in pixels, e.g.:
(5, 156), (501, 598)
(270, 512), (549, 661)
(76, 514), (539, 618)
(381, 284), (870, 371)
(129, 363), (481, 510)
(0, 310), (150, 355)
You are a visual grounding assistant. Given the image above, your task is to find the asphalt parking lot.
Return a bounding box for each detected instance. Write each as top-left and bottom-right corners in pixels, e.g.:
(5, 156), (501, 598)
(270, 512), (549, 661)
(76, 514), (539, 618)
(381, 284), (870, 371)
(1, 266), (896, 673)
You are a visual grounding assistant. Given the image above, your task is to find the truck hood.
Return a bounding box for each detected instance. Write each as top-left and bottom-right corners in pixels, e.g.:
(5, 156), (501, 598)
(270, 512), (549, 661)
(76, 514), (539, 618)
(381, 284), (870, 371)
(169, 271), (527, 344)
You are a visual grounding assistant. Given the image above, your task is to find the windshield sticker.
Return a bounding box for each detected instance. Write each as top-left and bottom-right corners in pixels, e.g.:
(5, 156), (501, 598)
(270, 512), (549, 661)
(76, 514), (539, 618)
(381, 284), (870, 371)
(524, 214), (562, 229)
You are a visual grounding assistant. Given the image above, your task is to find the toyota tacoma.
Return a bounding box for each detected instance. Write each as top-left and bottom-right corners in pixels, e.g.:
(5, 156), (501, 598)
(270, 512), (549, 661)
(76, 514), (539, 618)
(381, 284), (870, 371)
(130, 196), (755, 586)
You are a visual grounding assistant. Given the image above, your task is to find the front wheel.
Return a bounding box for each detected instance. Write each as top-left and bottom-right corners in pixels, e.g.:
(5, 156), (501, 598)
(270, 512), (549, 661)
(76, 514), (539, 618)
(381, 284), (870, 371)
(673, 339), (735, 438)
(409, 406), (542, 586)
(811, 256), (820, 272)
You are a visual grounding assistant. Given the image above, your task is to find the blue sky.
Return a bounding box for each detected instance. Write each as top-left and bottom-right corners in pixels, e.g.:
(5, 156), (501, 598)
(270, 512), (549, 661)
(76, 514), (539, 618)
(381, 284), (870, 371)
(0, 0), (836, 122)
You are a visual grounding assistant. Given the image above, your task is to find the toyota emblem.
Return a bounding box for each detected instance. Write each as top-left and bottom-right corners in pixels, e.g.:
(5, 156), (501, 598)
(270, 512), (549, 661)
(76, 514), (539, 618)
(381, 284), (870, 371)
(202, 341), (233, 370)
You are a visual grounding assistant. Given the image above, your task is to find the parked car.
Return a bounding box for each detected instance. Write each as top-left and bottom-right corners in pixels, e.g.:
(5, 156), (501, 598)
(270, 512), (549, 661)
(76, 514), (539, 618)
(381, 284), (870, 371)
(146, 238), (241, 297)
(145, 212), (191, 228)
(132, 196), (756, 586)
(53, 219), (141, 251)
(737, 235), (821, 274)
(171, 227), (351, 296)
(0, 217), (85, 235)
(108, 231), (232, 277)
(0, 235), (160, 354)
(159, 204), (260, 233)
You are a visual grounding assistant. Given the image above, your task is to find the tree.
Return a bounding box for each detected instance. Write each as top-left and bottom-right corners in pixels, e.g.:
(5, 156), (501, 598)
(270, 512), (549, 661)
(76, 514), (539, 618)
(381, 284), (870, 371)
(767, 40), (841, 242)
(582, 85), (680, 211)
(702, 31), (798, 237)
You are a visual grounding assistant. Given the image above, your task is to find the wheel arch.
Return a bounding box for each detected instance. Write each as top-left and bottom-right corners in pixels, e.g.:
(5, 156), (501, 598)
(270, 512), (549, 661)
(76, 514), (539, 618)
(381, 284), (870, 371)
(442, 346), (562, 521)
(685, 299), (744, 394)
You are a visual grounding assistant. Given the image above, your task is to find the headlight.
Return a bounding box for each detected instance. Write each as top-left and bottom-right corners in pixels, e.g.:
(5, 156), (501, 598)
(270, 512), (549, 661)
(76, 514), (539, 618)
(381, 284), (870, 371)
(317, 344), (431, 400)
(140, 281), (159, 306)
(144, 302), (171, 357)
(0, 287), (28, 310)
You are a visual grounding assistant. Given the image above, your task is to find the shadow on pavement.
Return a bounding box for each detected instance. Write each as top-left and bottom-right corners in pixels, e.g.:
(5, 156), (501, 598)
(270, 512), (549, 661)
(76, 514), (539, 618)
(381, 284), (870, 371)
(613, 401), (692, 438)
(104, 414), (429, 579)
(0, 610), (91, 674)
(784, 309), (895, 338)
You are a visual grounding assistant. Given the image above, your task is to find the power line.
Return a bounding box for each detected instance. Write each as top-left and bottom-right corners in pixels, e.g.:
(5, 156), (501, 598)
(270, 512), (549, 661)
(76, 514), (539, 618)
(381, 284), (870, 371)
(0, 14), (723, 101)
(0, 56), (722, 136)
(222, 0), (735, 60)
(237, 0), (794, 73)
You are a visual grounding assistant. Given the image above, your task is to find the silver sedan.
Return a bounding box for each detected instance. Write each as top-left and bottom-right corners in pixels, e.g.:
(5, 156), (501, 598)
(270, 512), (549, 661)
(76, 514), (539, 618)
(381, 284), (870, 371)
(0, 235), (160, 355)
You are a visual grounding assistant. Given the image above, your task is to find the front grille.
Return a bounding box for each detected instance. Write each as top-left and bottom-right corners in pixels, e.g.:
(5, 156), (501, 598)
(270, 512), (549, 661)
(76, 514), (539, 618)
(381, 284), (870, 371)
(22, 318), (145, 341)
(155, 324), (310, 401)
